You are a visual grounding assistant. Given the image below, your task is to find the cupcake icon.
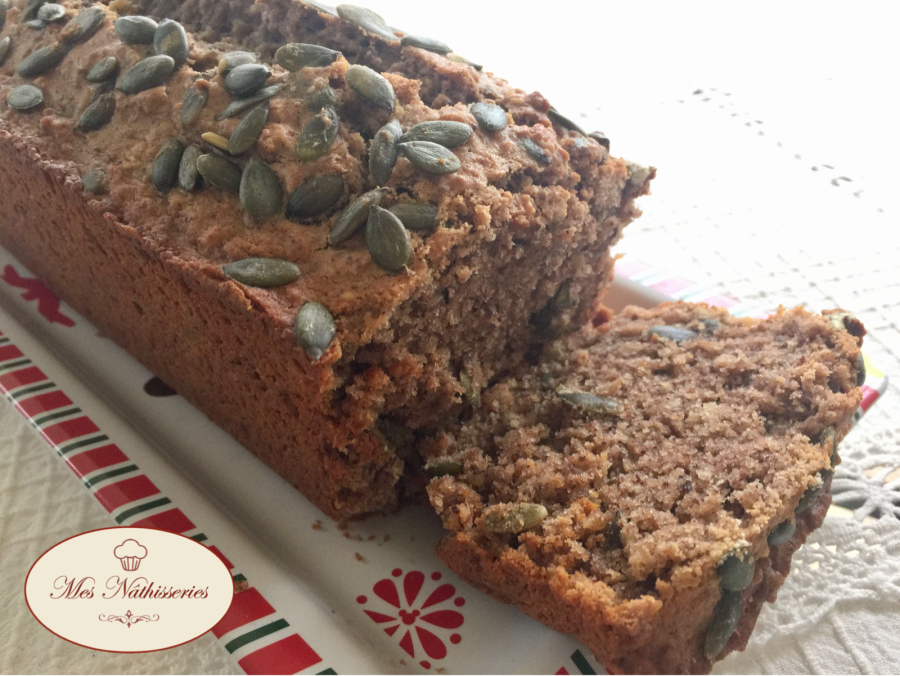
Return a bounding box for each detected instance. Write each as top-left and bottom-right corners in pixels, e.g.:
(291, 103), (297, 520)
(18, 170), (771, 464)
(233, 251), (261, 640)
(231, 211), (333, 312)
(114, 539), (148, 571)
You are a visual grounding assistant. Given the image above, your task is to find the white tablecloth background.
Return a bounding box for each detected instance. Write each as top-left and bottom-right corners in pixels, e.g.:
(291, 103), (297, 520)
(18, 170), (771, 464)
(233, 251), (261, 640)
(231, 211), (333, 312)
(2, 1), (898, 673)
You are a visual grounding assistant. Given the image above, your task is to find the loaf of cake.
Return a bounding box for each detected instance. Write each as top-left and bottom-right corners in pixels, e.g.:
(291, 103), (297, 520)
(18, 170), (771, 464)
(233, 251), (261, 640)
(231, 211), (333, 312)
(0, 0), (652, 519)
(425, 302), (866, 673)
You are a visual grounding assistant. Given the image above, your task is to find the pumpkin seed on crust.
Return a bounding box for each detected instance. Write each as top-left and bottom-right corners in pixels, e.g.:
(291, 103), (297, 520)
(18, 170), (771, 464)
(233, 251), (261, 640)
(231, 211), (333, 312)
(484, 503), (548, 533)
(228, 103), (269, 155)
(177, 145), (202, 191)
(389, 203), (437, 232)
(336, 4), (398, 43)
(114, 15), (157, 44)
(61, 6), (105, 46)
(0, 37), (10, 66)
(215, 84), (280, 120)
(368, 119), (402, 185)
(649, 325), (698, 343)
(275, 42), (340, 71)
(223, 63), (271, 98)
(8, 84), (44, 111)
(218, 50), (257, 74)
(399, 120), (472, 148)
(201, 131), (230, 151)
(180, 81), (209, 125)
(345, 64), (394, 111)
(556, 386), (622, 415)
(151, 139), (185, 193)
(17, 44), (69, 78)
(85, 56), (118, 82)
(37, 3), (65, 23)
(518, 136), (551, 165)
(399, 141), (461, 174)
(74, 93), (115, 132)
(296, 105), (340, 161)
(400, 34), (450, 54)
(329, 188), (388, 245)
(366, 206), (411, 273)
(547, 106), (586, 135)
(240, 156), (284, 218)
(286, 174), (345, 221)
(223, 257), (300, 288)
(153, 18), (189, 69)
(118, 55), (175, 95)
(470, 101), (507, 132)
(196, 153), (242, 194)
(704, 591), (742, 660)
(81, 167), (107, 194)
(19, 0), (48, 23)
(294, 301), (336, 360)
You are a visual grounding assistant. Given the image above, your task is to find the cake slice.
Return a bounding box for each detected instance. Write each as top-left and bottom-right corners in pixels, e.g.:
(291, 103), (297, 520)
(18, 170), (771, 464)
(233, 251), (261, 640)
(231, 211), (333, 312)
(0, 0), (651, 519)
(425, 302), (865, 674)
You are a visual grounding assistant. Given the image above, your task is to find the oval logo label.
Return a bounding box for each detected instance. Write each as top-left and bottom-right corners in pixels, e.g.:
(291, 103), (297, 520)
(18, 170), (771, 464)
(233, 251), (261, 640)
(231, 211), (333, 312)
(25, 527), (234, 652)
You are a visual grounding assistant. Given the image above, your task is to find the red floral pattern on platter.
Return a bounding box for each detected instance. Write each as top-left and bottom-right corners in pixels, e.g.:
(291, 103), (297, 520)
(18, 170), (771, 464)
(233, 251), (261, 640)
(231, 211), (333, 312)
(358, 569), (464, 669)
(1, 265), (75, 327)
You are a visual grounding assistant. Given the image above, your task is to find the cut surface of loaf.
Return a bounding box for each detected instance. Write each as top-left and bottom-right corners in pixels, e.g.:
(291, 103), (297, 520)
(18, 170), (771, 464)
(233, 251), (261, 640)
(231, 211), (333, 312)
(425, 302), (866, 673)
(0, 0), (651, 518)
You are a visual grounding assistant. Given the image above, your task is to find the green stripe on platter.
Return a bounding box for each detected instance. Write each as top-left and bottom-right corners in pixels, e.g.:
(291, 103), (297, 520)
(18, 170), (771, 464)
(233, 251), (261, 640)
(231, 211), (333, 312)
(0, 358), (32, 372)
(224, 618), (290, 654)
(113, 496), (171, 523)
(32, 407), (82, 428)
(571, 649), (597, 675)
(317, 669), (337, 675)
(0, 337), (10, 345)
(7, 381), (55, 400)
(232, 573), (247, 583)
(58, 434), (109, 455)
(189, 533), (208, 542)
(84, 464), (140, 489)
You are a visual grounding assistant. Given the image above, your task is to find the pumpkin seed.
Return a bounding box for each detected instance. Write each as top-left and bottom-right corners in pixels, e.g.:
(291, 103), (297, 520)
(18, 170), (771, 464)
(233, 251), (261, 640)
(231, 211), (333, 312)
(7, 84), (43, 111)
(215, 84), (280, 120)
(628, 164), (651, 187)
(37, 3), (64, 23)
(426, 460), (463, 477)
(180, 82), (208, 124)
(294, 301), (336, 360)
(821, 427), (838, 467)
(308, 85), (337, 111)
(17, 44), (69, 78)
(471, 101), (507, 132)
(856, 352), (866, 387)
(0, 36), (10, 66)
(275, 42), (340, 71)
(74, 93), (115, 132)
(767, 519), (796, 546)
(795, 481), (823, 514)
(336, 4), (398, 42)
(699, 318), (721, 334)
(518, 136), (551, 165)
(447, 53), (482, 70)
(718, 552), (754, 591)
(19, 0), (47, 23)
(547, 106), (586, 135)
(366, 206), (411, 273)
(196, 154), (242, 194)
(177, 145), (202, 191)
(304, 0), (338, 16)
(389, 203), (437, 231)
(223, 258), (300, 287)
(85, 56), (118, 83)
(286, 174), (345, 221)
(153, 19), (189, 69)
(218, 50), (257, 74)
(459, 369), (480, 407)
(0, 0), (7, 28)
(345, 64), (394, 111)
(649, 325), (698, 343)
(118, 55), (175, 94)
(114, 15), (157, 44)
(400, 120), (472, 148)
(329, 187), (388, 245)
(200, 132), (229, 151)
(81, 167), (107, 194)
(25, 18), (46, 29)
(556, 386), (622, 415)
(368, 119), (402, 185)
(484, 503), (547, 533)
(61, 6), (105, 45)
(228, 103), (269, 155)
(589, 131), (610, 150)
(400, 34), (450, 54)
(151, 139), (185, 193)
(399, 141), (460, 174)
(224, 63), (271, 98)
(240, 157), (284, 218)
(296, 105), (339, 161)
(704, 590), (742, 660)
(377, 416), (414, 450)
(827, 311), (858, 334)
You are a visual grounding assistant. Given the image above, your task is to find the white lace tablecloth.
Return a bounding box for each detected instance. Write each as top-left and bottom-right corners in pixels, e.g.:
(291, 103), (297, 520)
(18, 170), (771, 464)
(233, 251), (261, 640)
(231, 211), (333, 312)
(2, 1), (898, 673)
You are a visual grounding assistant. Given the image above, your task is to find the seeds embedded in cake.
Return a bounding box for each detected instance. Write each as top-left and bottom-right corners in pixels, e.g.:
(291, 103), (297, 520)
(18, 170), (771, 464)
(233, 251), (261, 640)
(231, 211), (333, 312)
(7, 84), (43, 111)
(223, 258), (300, 288)
(286, 174), (346, 221)
(295, 106), (340, 161)
(74, 93), (115, 132)
(228, 103), (269, 155)
(388, 203), (438, 232)
(85, 56), (118, 82)
(275, 42), (340, 70)
(329, 188), (389, 245)
(398, 141), (461, 174)
(368, 119), (402, 185)
(345, 64), (395, 110)
(294, 301), (337, 360)
(113, 15), (157, 44)
(117, 54), (176, 94)
(518, 135), (551, 164)
(399, 120), (473, 148)
(470, 102), (508, 132)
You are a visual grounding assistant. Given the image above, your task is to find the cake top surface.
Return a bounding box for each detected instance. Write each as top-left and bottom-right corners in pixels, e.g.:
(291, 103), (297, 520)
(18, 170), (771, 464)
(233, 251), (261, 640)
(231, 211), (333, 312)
(426, 302), (864, 600)
(0, 0), (646, 358)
